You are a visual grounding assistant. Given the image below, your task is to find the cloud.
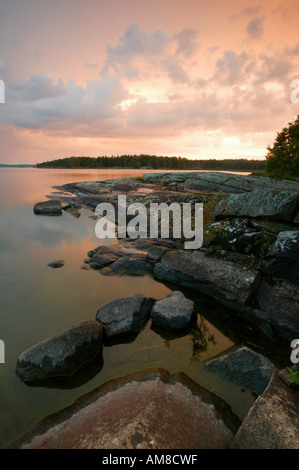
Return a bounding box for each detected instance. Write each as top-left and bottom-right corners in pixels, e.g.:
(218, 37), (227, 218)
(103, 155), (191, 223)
(175, 28), (199, 58)
(102, 24), (195, 85)
(1, 73), (129, 129)
(214, 50), (254, 85)
(0, 24), (298, 150)
(247, 16), (264, 38)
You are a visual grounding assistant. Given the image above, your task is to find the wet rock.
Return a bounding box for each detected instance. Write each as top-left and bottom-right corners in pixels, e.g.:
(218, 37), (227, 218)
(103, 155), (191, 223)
(151, 291), (195, 330)
(231, 370), (299, 449)
(89, 252), (118, 269)
(63, 206), (81, 218)
(107, 256), (154, 276)
(15, 320), (103, 383)
(203, 346), (277, 395)
(96, 294), (155, 338)
(215, 190), (299, 223)
(47, 260), (65, 268)
(33, 200), (64, 215)
(9, 368), (241, 449)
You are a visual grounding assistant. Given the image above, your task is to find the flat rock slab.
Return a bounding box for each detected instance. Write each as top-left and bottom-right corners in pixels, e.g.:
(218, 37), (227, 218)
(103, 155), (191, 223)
(9, 368), (241, 449)
(142, 172), (299, 193)
(203, 346), (277, 395)
(151, 291), (195, 330)
(154, 250), (260, 305)
(15, 320), (103, 383)
(215, 190), (299, 223)
(96, 294), (155, 338)
(231, 370), (299, 449)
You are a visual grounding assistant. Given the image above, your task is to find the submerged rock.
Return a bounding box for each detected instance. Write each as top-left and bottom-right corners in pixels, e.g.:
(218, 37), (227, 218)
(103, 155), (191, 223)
(151, 291), (195, 330)
(231, 370), (299, 449)
(9, 368), (241, 449)
(47, 260), (65, 268)
(15, 320), (103, 383)
(96, 294), (155, 338)
(203, 346), (277, 395)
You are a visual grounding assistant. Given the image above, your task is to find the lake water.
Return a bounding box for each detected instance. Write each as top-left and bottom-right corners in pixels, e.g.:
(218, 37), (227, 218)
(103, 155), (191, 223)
(0, 168), (258, 448)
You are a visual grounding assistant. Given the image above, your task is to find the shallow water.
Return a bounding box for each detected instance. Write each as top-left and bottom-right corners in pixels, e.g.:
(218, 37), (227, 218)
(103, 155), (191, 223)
(0, 168), (258, 448)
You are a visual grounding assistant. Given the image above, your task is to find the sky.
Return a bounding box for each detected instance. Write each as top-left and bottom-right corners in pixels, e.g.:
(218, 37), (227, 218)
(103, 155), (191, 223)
(0, 0), (299, 164)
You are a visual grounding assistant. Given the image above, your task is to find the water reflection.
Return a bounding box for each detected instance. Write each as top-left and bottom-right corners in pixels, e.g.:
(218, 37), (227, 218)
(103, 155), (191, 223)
(0, 168), (256, 449)
(188, 316), (216, 362)
(21, 352), (104, 390)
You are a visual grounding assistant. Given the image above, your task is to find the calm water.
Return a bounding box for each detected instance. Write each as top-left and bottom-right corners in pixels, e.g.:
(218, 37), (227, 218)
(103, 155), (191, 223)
(0, 168), (257, 448)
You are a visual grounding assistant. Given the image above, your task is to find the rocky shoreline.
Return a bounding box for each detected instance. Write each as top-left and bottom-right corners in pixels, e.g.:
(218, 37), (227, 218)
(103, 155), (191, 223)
(11, 171), (299, 449)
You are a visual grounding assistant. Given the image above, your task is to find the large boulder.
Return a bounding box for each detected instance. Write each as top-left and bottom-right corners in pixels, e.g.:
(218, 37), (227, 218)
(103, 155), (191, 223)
(256, 231), (299, 338)
(96, 294), (155, 338)
(8, 368), (241, 449)
(231, 370), (299, 449)
(33, 200), (64, 215)
(266, 230), (299, 260)
(15, 320), (103, 383)
(154, 250), (260, 305)
(215, 190), (299, 223)
(150, 291), (195, 330)
(203, 346), (277, 395)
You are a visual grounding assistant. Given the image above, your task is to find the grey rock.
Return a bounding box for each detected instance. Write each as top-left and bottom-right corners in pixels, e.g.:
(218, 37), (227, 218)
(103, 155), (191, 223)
(146, 245), (169, 261)
(255, 231), (299, 337)
(231, 370), (299, 449)
(154, 250), (260, 305)
(9, 368), (241, 449)
(15, 320), (103, 383)
(96, 294), (155, 338)
(88, 252), (118, 269)
(256, 276), (299, 337)
(203, 346), (276, 395)
(33, 200), (64, 215)
(215, 190), (299, 223)
(142, 172), (299, 194)
(151, 291), (195, 330)
(205, 218), (275, 255)
(107, 256), (154, 276)
(266, 230), (299, 260)
(250, 219), (299, 235)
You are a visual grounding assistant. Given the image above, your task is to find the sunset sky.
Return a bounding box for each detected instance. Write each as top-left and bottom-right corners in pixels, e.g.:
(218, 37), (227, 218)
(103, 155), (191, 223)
(0, 0), (299, 164)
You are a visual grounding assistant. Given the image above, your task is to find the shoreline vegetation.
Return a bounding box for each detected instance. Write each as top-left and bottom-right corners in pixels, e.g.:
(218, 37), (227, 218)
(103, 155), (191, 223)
(36, 155), (266, 172)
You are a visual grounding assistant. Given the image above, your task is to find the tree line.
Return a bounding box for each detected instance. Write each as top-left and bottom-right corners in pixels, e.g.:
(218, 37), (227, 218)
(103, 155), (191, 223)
(36, 155), (266, 171)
